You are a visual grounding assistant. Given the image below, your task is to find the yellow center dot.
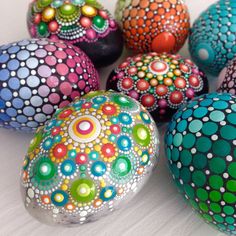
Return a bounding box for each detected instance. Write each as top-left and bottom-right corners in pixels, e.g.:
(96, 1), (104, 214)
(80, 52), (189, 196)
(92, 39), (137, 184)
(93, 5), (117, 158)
(164, 78), (173, 86)
(42, 7), (56, 22)
(150, 79), (158, 86)
(167, 72), (174, 78)
(136, 62), (143, 67)
(170, 64), (176, 69)
(141, 66), (148, 71)
(146, 72), (153, 79)
(61, 184), (68, 191)
(55, 193), (64, 202)
(174, 69), (181, 76)
(81, 5), (97, 17)
(105, 190), (112, 198)
(157, 75), (163, 81)
(138, 71), (145, 78)
(85, 148), (90, 154)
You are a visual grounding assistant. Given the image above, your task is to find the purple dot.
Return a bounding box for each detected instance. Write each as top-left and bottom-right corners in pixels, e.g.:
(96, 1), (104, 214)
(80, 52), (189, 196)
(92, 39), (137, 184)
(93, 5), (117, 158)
(42, 104), (54, 114)
(38, 65), (52, 77)
(38, 85), (50, 97)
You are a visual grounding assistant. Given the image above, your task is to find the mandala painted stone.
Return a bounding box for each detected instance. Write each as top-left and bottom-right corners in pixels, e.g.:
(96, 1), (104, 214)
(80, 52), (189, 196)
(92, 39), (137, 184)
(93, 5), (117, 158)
(0, 38), (99, 132)
(115, 0), (190, 54)
(106, 52), (208, 123)
(165, 92), (236, 235)
(27, 0), (124, 67)
(189, 0), (236, 75)
(21, 90), (160, 226)
(217, 57), (236, 95)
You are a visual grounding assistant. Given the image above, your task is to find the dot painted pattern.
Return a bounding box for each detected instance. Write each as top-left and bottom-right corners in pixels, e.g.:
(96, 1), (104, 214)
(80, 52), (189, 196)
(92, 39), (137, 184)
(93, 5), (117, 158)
(115, 0), (190, 53)
(189, 0), (236, 75)
(165, 93), (236, 235)
(106, 52), (208, 123)
(0, 38), (99, 131)
(218, 58), (236, 95)
(28, 0), (118, 44)
(21, 90), (160, 225)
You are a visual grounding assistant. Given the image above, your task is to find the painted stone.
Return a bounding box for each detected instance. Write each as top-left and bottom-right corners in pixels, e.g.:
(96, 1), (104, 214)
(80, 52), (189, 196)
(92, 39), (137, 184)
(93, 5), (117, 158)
(165, 92), (236, 235)
(106, 52), (208, 123)
(189, 0), (236, 75)
(27, 0), (124, 67)
(20, 90), (160, 226)
(217, 57), (236, 95)
(115, 0), (190, 54)
(0, 38), (99, 132)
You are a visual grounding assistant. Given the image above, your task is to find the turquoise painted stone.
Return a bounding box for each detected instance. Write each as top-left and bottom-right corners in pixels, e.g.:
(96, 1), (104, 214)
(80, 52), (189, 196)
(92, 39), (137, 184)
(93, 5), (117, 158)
(165, 92), (236, 235)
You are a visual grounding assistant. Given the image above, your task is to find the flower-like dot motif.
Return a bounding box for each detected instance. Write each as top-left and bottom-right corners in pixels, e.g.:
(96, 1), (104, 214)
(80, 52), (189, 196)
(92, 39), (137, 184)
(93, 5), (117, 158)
(21, 90), (160, 225)
(165, 93), (236, 235)
(107, 52), (208, 123)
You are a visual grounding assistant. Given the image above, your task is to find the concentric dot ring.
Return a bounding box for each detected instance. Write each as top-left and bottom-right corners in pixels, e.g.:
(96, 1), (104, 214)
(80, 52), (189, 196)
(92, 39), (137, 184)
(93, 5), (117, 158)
(68, 115), (101, 143)
(149, 60), (169, 75)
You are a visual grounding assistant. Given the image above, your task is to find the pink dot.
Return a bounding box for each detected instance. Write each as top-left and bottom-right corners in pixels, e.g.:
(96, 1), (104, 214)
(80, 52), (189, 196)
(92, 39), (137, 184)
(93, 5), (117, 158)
(68, 73), (78, 83)
(60, 82), (72, 96)
(78, 80), (86, 90)
(66, 48), (76, 56)
(59, 100), (70, 108)
(71, 91), (80, 99)
(55, 50), (67, 59)
(38, 85), (50, 97)
(49, 93), (60, 104)
(76, 66), (83, 74)
(67, 58), (76, 68)
(45, 56), (57, 66)
(42, 104), (54, 114)
(56, 64), (69, 76)
(55, 42), (67, 49)
(47, 76), (59, 88)
(38, 65), (52, 77)
(86, 29), (97, 40)
(45, 45), (57, 52)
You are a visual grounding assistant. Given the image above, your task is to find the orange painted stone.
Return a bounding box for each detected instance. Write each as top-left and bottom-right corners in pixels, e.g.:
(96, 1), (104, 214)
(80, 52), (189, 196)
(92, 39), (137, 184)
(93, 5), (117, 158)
(115, 0), (190, 54)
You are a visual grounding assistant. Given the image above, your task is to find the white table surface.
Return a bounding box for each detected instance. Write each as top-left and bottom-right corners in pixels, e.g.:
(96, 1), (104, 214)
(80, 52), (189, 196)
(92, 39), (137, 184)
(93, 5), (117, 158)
(0, 0), (225, 236)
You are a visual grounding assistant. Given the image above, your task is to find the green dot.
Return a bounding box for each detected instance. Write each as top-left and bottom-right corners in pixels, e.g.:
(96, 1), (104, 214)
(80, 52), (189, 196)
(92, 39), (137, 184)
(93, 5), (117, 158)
(37, 22), (48, 36)
(226, 216), (235, 224)
(172, 148), (180, 161)
(227, 113), (236, 125)
(223, 206), (234, 215)
(180, 150), (192, 166)
(209, 175), (223, 189)
(220, 125), (236, 140)
(212, 140), (231, 156)
(35, 158), (55, 180)
(210, 110), (225, 122)
(223, 193), (236, 204)
(189, 120), (203, 133)
(183, 133), (196, 149)
(210, 203), (221, 213)
(173, 133), (183, 147)
(196, 188), (208, 201)
(196, 137), (212, 152)
(132, 124), (150, 146)
(202, 214), (213, 222)
(214, 214), (224, 223)
(226, 180), (236, 192)
(59, 3), (77, 15)
(177, 120), (187, 132)
(93, 16), (106, 28)
(209, 158), (226, 174)
(180, 167), (191, 183)
(213, 101), (229, 110)
(184, 184), (195, 199)
(193, 107), (208, 118)
(192, 171), (206, 187)
(202, 122), (218, 136)
(209, 191), (221, 202)
(228, 163), (236, 178)
(199, 202), (208, 212)
(193, 153), (207, 169)
(112, 156), (131, 177)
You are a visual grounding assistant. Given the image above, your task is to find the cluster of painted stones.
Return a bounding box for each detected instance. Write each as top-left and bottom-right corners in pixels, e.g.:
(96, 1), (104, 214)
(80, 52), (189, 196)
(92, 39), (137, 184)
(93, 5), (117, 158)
(189, 0), (236, 75)
(27, 0), (123, 67)
(107, 52), (208, 123)
(0, 38), (99, 131)
(115, 0), (190, 53)
(165, 93), (236, 235)
(21, 91), (159, 225)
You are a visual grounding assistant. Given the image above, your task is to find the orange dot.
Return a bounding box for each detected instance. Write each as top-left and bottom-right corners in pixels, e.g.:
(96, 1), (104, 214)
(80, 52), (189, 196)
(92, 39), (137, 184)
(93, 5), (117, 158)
(150, 2), (158, 10)
(147, 11), (154, 19)
(158, 8), (165, 15)
(138, 18), (144, 26)
(130, 8), (138, 17)
(163, 1), (171, 9)
(140, 0), (149, 8)
(170, 0), (177, 4)
(138, 9), (146, 17)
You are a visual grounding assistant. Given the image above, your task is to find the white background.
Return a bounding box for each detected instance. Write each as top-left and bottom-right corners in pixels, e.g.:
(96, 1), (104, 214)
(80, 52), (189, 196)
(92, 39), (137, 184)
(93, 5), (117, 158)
(0, 0), (224, 236)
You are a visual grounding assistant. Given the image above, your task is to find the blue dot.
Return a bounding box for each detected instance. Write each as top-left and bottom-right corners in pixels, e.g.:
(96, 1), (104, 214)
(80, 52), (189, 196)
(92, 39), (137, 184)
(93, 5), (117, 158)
(0, 99), (5, 109)
(27, 121), (38, 128)
(17, 50), (30, 61)
(117, 135), (132, 151)
(17, 68), (30, 79)
(9, 121), (21, 128)
(23, 107), (35, 116)
(8, 77), (20, 90)
(19, 87), (32, 99)
(0, 88), (12, 101)
(0, 54), (9, 63)
(91, 161), (107, 177)
(26, 58), (39, 69)
(0, 113), (11, 122)
(12, 98), (24, 109)
(0, 69), (10, 81)
(16, 115), (28, 123)
(7, 59), (20, 71)
(6, 108), (17, 117)
(8, 46), (20, 54)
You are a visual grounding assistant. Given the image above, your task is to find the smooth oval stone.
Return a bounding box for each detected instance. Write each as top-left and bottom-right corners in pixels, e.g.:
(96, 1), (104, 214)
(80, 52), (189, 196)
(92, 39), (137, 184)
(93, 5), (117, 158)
(20, 90), (160, 226)
(0, 38), (99, 132)
(165, 92), (236, 235)
(189, 0), (236, 75)
(106, 52), (209, 123)
(27, 0), (124, 67)
(115, 0), (190, 54)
